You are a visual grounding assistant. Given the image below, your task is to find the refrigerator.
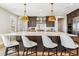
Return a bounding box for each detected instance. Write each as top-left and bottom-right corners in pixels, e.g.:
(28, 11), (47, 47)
(73, 17), (79, 35)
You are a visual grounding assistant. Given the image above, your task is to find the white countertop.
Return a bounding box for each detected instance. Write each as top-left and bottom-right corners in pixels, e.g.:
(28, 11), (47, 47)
(0, 32), (78, 37)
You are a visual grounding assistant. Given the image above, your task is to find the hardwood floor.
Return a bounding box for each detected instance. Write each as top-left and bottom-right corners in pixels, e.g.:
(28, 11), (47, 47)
(0, 47), (79, 56)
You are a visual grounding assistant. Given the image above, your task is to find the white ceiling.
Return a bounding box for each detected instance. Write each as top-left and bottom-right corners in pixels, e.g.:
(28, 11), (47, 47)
(0, 3), (79, 16)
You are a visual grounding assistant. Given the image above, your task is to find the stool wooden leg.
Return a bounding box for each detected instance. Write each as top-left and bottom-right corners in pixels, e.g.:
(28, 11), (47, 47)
(61, 48), (63, 56)
(61, 47), (67, 56)
(42, 47), (45, 56)
(48, 49), (50, 56)
(64, 49), (66, 55)
(36, 46), (37, 56)
(56, 47), (58, 56)
(68, 49), (71, 56)
(5, 47), (8, 56)
(26, 48), (28, 56)
(17, 45), (19, 56)
(15, 45), (19, 56)
(77, 48), (78, 56)
(31, 47), (32, 54)
(23, 48), (25, 56)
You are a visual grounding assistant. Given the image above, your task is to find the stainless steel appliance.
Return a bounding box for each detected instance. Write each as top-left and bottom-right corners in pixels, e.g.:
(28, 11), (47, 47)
(73, 17), (79, 35)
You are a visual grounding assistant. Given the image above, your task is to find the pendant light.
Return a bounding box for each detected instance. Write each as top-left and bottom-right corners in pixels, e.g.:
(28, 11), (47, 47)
(22, 3), (29, 23)
(48, 3), (56, 21)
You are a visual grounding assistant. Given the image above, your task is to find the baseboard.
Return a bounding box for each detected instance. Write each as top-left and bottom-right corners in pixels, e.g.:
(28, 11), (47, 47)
(0, 43), (4, 49)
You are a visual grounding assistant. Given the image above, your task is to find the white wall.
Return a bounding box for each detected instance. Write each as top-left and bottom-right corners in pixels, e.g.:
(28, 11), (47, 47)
(55, 16), (67, 32)
(0, 7), (18, 43)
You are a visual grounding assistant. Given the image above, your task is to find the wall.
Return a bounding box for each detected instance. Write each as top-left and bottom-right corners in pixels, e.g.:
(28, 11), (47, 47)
(55, 16), (67, 32)
(0, 7), (18, 43)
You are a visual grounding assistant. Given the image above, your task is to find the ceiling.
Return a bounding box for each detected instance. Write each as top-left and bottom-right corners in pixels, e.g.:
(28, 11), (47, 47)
(0, 3), (79, 16)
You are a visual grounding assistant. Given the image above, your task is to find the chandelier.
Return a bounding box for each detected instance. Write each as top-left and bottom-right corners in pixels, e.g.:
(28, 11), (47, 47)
(48, 3), (56, 21)
(22, 3), (29, 23)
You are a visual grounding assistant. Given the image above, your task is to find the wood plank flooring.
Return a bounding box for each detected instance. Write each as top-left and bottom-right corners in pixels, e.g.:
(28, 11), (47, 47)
(0, 47), (79, 56)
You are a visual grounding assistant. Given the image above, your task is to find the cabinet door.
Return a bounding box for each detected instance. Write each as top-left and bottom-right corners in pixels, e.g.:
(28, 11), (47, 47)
(67, 9), (79, 34)
(76, 9), (79, 16)
(67, 14), (73, 24)
(28, 17), (37, 27)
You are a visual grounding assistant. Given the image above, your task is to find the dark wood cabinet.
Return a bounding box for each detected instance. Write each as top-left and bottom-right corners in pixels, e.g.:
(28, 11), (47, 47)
(28, 16), (37, 27)
(67, 9), (79, 34)
(28, 16), (55, 27)
(67, 14), (73, 24)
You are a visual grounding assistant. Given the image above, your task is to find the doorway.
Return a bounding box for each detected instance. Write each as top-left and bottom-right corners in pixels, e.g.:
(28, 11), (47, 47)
(58, 18), (64, 32)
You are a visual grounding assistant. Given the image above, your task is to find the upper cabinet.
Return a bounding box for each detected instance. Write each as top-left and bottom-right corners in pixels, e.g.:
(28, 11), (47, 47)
(67, 9), (79, 24)
(67, 9), (79, 34)
(28, 16), (55, 27)
(28, 16), (37, 27)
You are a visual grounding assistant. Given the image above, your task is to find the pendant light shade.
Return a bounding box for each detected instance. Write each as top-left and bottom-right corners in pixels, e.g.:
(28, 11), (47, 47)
(48, 16), (56, 21)
(22, 16), (29, 23)
(22, 3), (29, 23)
(48, 3), (56, 22)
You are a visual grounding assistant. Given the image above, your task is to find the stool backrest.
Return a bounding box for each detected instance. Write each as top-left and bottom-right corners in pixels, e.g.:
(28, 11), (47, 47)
(42, 35), (55, 48)
(21, 36), (32, 47)
(1, 35), (11, 47)
(60, 34), (78, 49)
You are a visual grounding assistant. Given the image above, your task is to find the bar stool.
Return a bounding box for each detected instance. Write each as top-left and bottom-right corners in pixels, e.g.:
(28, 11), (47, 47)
(60, 34), (79, 56)
(41, 35), (58, 56)
(1, 35), (19, 56)
(21, 36), (37, 56)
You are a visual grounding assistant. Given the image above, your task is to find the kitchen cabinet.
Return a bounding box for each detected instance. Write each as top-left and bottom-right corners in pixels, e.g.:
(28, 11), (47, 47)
(67, 9), (79, 34)
(28, 16), (55, 27)
(28, 16), (37, 27)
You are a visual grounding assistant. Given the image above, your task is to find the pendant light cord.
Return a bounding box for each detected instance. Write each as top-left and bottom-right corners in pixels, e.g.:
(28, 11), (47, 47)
(24, 3), (26, 16)
(51, 3), (53, 16)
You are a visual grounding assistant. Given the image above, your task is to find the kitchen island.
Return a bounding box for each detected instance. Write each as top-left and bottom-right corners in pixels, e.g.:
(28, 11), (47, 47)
(0, 32), (77, 37)
(0, 31), (78, 52)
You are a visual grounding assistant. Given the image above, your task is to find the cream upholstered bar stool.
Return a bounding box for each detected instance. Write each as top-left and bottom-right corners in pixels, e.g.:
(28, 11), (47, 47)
(21, 36), (37, 56)
(41, 35), (58, 56)
(1, 35), (19, 56)
(60, 34), (79, 56)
